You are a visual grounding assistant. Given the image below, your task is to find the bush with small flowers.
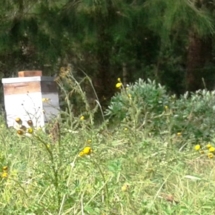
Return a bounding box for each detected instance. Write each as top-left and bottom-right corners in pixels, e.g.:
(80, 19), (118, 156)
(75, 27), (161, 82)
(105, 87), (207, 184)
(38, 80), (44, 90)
(106, 79), (215, 144)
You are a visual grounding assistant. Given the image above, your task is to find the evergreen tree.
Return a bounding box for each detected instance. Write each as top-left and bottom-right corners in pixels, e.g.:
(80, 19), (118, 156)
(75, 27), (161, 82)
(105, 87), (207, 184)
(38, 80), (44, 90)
(144, 0), (215, 92)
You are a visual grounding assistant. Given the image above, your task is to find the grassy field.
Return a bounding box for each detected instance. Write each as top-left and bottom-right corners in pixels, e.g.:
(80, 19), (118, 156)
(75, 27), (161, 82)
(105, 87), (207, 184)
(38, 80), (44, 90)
(1, 76), (215, 215)
(0, 119), (215, 215)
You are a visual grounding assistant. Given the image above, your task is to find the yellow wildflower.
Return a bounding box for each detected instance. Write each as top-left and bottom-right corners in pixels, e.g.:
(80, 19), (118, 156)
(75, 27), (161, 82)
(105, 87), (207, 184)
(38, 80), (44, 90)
(206, 144), (212, 149)
(27, 127), (33, 134)
(117, 77), (121, 82)
(15, 117), (22, 125)
(1, 171), (8, 178)
(116, 82), (122, 89)
(87, 139), (92, 144)
(209, 147), (215, 153)
(208, 152), (214, 159)
(80, 116), (85, 121)
(121, 183), (129, 192)
(177, 132), (182, 136)
(194, 144), (201, 151)
(79, 146), (92, 157)
(83, 147), (92, 155)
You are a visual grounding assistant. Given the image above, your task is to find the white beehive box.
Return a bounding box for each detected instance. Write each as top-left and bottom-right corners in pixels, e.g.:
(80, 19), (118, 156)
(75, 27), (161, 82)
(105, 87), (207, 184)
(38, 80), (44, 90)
(2, 71), (60, 127)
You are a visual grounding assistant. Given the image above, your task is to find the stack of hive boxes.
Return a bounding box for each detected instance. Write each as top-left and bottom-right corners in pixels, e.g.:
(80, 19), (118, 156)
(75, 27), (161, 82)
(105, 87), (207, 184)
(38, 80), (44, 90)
(2, 70), (60, 128)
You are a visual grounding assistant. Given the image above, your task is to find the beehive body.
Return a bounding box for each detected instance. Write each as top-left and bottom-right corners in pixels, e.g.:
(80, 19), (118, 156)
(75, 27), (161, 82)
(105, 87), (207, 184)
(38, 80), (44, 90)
(2, 75), (59, 128)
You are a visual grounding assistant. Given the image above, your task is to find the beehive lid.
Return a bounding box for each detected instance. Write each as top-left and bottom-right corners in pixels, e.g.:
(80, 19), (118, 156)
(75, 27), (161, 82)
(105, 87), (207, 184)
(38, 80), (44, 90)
(2, 76), (55, 84)
(2, 70), (54, 84)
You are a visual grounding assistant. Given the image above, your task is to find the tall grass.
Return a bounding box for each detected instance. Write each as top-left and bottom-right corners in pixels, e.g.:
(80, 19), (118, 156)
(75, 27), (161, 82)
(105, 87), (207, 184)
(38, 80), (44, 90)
(0, 74), (215, 215)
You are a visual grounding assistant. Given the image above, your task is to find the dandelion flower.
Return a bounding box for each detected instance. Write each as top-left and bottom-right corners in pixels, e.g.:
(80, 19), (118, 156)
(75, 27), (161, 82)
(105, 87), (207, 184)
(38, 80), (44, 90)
(208, 152), (214, 159)
(80, 116), (85, 121)
(116, 82), (122, 89)
(194, 144), (201, 151)
(209, 147), (215, 153)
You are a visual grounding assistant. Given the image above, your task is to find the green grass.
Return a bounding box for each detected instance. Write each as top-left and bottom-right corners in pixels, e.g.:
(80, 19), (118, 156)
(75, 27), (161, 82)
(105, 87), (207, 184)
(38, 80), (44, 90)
(0, 119), (215, 215)
(1, 75), (215, 214)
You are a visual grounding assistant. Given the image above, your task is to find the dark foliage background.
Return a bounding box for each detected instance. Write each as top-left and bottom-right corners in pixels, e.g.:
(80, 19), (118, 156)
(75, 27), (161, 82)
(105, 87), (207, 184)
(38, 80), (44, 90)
(1, 0), (215, 106)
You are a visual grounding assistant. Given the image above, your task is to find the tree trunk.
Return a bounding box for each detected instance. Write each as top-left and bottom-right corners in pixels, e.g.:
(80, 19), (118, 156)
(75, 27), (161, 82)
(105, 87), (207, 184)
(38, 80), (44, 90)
(93, 2), (115, 106)
(186, 31), (212, 91)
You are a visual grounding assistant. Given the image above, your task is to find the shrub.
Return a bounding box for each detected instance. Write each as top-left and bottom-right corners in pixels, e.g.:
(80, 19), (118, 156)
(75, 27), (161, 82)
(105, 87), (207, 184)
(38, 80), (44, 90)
(106, 79), (215, 142)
